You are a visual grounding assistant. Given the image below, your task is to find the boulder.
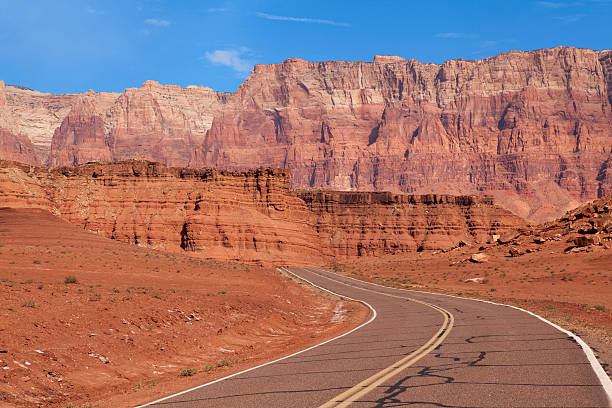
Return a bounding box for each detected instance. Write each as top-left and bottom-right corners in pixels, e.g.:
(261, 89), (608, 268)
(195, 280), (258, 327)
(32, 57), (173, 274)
(470, 253), (489, 263)
(574, 235), (599, 247)
(508, 247), (521, 257)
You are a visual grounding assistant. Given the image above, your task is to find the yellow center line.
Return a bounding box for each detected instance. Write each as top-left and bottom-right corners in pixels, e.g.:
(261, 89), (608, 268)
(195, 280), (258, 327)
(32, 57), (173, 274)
(300, 268), (454, 408)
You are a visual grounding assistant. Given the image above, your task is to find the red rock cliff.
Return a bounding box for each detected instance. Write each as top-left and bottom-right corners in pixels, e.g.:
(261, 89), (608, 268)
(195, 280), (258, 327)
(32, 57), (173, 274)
(298, 190), (524, 255)
(0, 81), (39, 165)
(1, 47), (610, 222)
(0, 161), (525, 262)
(194, 47), (612, 223)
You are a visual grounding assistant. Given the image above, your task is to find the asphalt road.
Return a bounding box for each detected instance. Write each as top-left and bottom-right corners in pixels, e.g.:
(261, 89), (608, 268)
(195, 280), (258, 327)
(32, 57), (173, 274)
(138, 267), (611, 407)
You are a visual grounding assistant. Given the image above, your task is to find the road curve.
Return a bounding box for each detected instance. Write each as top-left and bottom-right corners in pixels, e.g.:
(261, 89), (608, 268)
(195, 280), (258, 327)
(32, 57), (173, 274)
(137, 267), (611, 408)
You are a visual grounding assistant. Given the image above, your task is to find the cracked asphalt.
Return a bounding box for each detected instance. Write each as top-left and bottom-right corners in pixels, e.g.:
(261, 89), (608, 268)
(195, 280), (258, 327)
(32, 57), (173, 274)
(138, 267), (610, 408)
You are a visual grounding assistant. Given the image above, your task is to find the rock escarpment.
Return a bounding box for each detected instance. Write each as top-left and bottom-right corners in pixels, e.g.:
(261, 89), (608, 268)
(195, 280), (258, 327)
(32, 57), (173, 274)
(0, 47), (610, 222)
(0, 81), (39, 165)
(298, 190), (521, 256)
(47, 81), (228, 167)
(0, 160), (526, 262)
(195, 47), (612, 223)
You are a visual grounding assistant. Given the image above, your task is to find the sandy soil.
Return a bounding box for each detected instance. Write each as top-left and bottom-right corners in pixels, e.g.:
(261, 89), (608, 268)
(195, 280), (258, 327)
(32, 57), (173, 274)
(328, 239), (612, 377)
(0, 208), (368, 408)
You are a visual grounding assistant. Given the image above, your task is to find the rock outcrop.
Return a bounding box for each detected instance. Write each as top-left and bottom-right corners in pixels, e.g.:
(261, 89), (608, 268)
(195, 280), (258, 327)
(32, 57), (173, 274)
(0, 160), (526, 262)
(487, 194), (612, 256)
(297, 190), (522, 255)
(1, 47), (610, 222)
(1, 82), (83, 162)
(0, 81), (39, 165)
(46, 81), (228, 167)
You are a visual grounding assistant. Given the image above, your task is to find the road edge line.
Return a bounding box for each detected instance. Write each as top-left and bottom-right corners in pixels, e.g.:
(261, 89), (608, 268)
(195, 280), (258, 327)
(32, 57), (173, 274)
(132, 267), (377, 408)
(325, 269), (612, 404)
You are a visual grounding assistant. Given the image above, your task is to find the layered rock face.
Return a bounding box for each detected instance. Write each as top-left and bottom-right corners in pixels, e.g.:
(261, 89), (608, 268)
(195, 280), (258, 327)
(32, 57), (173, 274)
(0, 81), (40, 165)
(298, 190), (524, 256)
(0, 47), (610, 222)
(195, 47), (612, 223)
(1, 82), (81, 162)
(0, 80), (227, 167)
(0, 160), (525, 262)
(47, 81), (228, 166)
(0, 160), (321, 263)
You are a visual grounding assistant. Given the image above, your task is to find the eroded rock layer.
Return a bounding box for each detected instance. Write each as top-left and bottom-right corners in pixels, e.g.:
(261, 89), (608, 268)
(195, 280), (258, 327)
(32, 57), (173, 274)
(0, 160), (526, 262)
(298, 190), (522, 256)
(194, 47), (612, 223)
(1, 46), (610, 222)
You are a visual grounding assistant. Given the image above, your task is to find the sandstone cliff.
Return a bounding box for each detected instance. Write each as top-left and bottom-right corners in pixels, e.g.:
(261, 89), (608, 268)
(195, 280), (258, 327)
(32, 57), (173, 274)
(194, 47), (612, 223)
(0, 81), (40, 165)
(1, 47), (610, 222)
(0, 160), (526, 262)
(298, 190), (523, 256)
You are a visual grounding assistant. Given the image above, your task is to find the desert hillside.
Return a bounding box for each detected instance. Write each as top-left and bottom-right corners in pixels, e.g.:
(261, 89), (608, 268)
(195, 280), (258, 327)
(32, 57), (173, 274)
(0, 207), (368, 407)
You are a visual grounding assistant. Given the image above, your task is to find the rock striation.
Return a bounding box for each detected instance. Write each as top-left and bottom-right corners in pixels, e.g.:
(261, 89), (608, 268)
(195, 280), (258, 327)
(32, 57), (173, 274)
(194, 47), (612, 223)
(0, 47), (610, 222)
(0, 81), (40, 165)
(297, 190), (523, 256)
(0, 160), (526, 262)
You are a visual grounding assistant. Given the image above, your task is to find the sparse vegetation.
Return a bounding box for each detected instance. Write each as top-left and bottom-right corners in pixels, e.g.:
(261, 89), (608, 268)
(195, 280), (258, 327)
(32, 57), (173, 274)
(216, 359), (231, 368)
(64, 275), (78, 284)
(179, 368), (198, 377)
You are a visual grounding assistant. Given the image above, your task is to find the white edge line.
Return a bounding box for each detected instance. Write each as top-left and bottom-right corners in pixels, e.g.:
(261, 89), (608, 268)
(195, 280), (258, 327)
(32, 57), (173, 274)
(318, 268), (612, 404)
(133, 267), (377, 407)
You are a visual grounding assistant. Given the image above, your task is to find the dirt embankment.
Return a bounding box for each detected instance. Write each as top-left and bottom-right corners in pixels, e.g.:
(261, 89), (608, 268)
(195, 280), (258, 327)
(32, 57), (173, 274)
(0, 208), (368, 407)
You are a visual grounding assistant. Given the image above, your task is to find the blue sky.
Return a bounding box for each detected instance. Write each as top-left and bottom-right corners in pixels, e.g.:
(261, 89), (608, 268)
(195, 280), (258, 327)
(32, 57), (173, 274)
(0, 0), (610, 94)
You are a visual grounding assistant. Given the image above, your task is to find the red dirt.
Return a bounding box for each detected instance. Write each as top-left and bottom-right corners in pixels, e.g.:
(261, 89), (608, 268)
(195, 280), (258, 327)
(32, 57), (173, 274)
(0, 208), (368, 407)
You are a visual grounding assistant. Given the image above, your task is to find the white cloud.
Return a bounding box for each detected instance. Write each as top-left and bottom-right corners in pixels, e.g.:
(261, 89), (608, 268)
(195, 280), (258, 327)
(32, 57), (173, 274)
(537, 1), (567, 7)
(205, 49), (252, 73)
(256, 12), (350, 27)
(145, 18), (170, 27)
(86, 7), (105, 15)
(553, 13), (586, 21)
(435, 32), (477, 39)
(537, 1), (584, 6)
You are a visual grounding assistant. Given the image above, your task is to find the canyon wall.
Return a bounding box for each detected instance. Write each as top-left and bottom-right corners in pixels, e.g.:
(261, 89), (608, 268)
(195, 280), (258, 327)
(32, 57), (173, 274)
(298, 190), (520, 256)
(1, 47), (610, 222)
(195, 47), (612, 223)
(0, 160), (525, 263)
(0, 81), (40, 165)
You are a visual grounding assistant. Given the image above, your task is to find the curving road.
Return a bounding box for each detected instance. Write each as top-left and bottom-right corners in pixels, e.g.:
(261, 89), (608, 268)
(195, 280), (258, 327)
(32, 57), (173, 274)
(137, 267), (612, 407)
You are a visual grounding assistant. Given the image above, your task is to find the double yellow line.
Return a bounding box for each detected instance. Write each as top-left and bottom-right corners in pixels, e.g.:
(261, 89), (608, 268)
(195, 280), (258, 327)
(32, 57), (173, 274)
(306, 270), (454, 408)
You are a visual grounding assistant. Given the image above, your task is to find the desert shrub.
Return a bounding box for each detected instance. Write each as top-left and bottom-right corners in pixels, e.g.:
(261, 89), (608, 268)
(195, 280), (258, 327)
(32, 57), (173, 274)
(217, 359), (231, 368)
(64, 275), (78, 284)
(179, 368), (198, 377)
